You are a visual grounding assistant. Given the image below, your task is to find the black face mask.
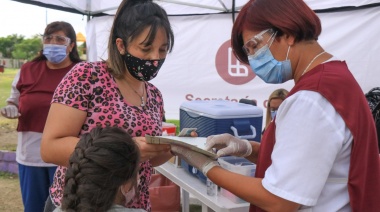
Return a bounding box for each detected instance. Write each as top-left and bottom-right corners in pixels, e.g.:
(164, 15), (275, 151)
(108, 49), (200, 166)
(124, 52), (165, 81)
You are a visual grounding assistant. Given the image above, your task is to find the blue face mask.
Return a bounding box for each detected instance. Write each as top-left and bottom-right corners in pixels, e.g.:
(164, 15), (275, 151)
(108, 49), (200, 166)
(43, 44), (68, 64)
(270, 110), (277, 120)
(248, 45), (292, 84)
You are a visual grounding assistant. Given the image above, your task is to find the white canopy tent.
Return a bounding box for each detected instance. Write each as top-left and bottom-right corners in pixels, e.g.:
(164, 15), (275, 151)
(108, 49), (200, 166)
(10, 0), (250, 16)
(10, 0), (380, 120)
(10, 0), (380, 15)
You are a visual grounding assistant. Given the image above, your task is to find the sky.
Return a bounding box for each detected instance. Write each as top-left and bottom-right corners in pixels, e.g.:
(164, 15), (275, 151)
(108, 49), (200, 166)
(0, 0), (87, 38)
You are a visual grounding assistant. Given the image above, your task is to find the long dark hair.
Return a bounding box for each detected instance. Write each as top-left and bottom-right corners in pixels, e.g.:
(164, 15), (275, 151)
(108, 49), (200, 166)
(32, 21), (82, 63)
(107, 0), (175, 78)
(61, 126), (140, 212)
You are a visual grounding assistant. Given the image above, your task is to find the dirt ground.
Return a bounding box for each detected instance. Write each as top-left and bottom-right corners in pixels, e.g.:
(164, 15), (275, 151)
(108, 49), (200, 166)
(0, 116), (23, 211)
(0, 172), (23, 211)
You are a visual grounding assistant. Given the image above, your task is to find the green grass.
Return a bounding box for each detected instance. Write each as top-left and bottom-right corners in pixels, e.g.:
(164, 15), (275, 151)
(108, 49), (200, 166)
(0, 144), (17, 152)
(0, 171), (18, 179)
(0, 68), (18, 108)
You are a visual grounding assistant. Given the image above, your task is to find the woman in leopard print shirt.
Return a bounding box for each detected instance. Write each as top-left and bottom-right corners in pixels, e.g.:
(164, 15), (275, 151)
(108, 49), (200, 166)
(40, 0), (175, 211)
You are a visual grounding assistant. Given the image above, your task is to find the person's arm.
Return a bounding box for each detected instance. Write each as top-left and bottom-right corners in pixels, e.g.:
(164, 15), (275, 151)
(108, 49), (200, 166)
(41, 103), (87, 166)
(171, 145), (300, 211)
(6, 69), (21, 106)
(208, 167), (300, 211)
(41, 103), (172, 167)
(245, 141), (260, 164)
(150, 151), (173, 167)
(133, 136), (172, 166)
(1, 69), (21, 118)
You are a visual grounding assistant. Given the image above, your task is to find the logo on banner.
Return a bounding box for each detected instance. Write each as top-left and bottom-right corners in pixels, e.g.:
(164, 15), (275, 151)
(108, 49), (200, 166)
(215, 40), (255, 85)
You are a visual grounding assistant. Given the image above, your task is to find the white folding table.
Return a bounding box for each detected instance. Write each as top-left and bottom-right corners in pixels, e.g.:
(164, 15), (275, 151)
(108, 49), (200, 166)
(155, 162), (250, 212)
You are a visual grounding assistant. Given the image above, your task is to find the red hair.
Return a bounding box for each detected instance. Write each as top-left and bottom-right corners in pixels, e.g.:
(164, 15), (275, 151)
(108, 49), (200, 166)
(232, 0), (321, 64)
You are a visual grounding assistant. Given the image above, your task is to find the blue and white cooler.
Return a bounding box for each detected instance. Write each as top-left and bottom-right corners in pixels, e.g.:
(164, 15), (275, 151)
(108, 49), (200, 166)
(179, 100), (263, 183)
(180, 100), (263, 141)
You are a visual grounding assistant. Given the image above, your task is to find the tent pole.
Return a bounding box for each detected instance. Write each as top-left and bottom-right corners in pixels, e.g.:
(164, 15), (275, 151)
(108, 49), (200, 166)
(232, 0), (236, 23)
(86, 0), (91, 21)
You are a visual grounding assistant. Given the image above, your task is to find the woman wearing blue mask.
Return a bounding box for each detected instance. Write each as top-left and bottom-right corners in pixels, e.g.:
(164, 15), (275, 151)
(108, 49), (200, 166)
(263, 88), (288, 134)
(41, 0), (175, 212)
(0, 21), (81, 212)
(170, 0), (380, 211)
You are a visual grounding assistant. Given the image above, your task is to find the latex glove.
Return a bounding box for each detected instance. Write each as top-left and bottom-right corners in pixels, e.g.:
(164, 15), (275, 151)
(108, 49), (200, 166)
(171, 145), (219, 176)
(0, 105), (20, 119)
(205, 133), (252, 157)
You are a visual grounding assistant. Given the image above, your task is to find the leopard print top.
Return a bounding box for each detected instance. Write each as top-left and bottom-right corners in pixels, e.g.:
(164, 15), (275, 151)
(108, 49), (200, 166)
(49, 61), (164, 211)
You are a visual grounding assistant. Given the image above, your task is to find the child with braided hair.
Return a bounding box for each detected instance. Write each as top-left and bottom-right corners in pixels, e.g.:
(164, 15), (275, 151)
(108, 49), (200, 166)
(53, 126), (146, 212)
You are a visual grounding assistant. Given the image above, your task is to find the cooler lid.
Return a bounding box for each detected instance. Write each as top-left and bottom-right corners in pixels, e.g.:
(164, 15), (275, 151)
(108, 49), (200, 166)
(180, 100), (263, 118)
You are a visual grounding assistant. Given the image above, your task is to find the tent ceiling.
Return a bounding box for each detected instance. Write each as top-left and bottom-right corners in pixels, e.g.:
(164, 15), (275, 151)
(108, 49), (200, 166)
(10, 0), (249, 16)
(10, 0), (380, 17)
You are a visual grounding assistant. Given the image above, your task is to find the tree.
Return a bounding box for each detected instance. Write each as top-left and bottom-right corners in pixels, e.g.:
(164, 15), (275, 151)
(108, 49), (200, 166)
(77, 41), (86, 59)
(0, 34), (24, 58)
(12, 35), (42, 60)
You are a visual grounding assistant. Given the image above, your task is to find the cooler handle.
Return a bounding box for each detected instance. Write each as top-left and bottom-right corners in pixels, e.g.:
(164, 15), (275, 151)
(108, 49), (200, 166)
(230, 125), (256, 140)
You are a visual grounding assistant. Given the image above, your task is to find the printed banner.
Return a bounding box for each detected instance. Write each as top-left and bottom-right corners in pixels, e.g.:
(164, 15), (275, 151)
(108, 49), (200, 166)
(86, 8), (380, 122)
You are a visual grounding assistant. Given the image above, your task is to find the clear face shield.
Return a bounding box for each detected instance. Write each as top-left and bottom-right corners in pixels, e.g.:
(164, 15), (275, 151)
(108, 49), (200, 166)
(242, 29), (276, 57)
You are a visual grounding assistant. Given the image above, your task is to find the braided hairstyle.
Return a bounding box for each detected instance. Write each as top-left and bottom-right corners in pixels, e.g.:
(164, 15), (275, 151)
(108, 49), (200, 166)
(61, 126), (140, 212)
